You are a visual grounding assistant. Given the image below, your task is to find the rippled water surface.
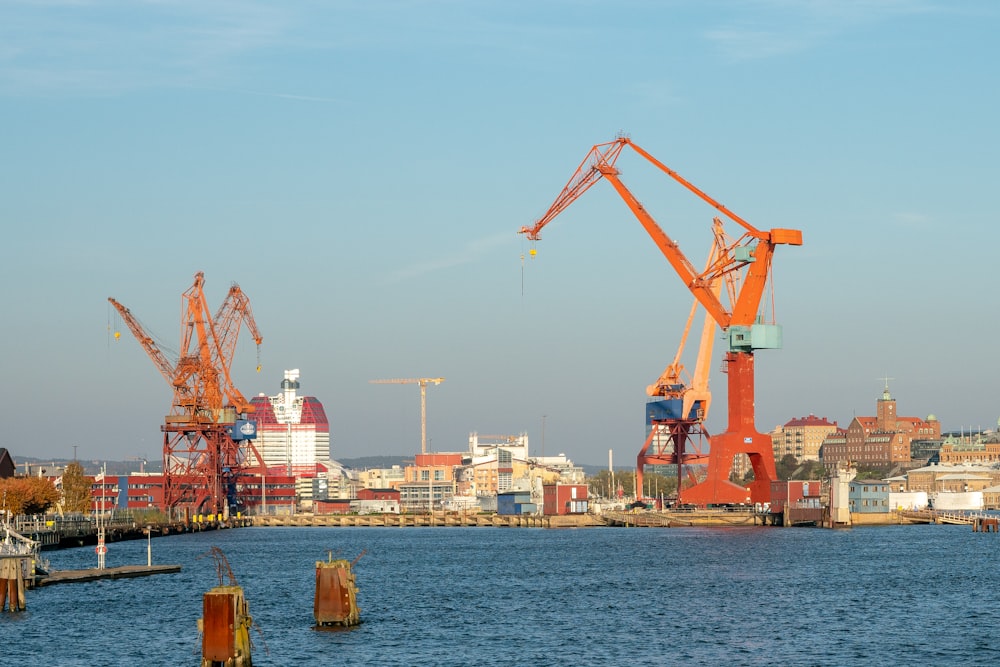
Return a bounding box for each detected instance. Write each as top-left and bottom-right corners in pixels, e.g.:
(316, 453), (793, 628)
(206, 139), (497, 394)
(2, 523), (998, 666)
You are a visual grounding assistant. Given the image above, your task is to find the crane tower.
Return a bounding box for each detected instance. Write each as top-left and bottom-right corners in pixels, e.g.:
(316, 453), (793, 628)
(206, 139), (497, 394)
(370, 378), (444, 454)
(109, 272), (266, 518)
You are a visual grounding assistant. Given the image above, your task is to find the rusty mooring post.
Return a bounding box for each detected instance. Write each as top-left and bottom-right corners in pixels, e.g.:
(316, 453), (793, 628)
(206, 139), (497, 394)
(198, 546), (256, 666)
(314, 551), (363, 627)
(0, 557), (27, 612)
(200, 585), (254, 666)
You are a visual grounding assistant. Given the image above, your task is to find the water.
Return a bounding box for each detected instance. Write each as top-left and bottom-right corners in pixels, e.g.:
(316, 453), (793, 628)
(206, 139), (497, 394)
(2, 523), (998, 666)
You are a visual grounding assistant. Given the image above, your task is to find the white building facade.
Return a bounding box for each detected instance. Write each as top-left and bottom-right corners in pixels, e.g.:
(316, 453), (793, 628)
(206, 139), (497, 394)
(249, 369), (331, 474)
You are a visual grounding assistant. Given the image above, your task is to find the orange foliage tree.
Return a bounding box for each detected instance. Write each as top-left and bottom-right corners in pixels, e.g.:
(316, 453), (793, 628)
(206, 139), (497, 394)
(0, 476), (61, 515)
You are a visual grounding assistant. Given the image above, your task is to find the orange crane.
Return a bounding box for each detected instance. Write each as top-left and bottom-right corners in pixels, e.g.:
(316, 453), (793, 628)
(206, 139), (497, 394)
(636, 218), (732, 503)
(109, 272), (266, 517)
(369, 378), (444, 454)
(520, 136), (802, 506)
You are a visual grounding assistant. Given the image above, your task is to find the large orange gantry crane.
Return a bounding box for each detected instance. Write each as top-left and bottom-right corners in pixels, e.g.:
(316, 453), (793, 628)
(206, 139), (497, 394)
(520, 136), (802, 506)
(109, 272), (266, 518)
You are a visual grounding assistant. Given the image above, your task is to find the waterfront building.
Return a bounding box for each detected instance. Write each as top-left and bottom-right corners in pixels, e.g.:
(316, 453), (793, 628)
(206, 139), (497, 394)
(398, 480), (456, 511)
(249, 369), (331, 474)
(984, 485), (1000, 510)
(357, 465), (406, 490)
(821, 385), (940, 468)
(468, 432), (529, 460)
(392, 433), (584, 512)
(910, 438), (944, 464)
(84, 471), (297, 515)
(937, 429), (1000, 465)
(770, 414), (839, 462)
(532, 454), (586, 484)
(903, 462), (1000, 492)
(848, 478), (890, 513)
(497, 489), (535, 515)
(888, 489), (929, 510)
(901, 462), (999, 513)
(542, 483), (588, 515)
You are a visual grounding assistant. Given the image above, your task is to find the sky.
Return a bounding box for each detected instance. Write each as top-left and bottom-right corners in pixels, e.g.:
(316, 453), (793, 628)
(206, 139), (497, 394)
(2, 0), (998, 468)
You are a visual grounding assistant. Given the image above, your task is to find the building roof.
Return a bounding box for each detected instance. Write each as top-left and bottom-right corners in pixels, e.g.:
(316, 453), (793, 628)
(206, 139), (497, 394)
(907, 463), (998, 474)
(784, 414), (838, 428)
(936, 473), (992, 481)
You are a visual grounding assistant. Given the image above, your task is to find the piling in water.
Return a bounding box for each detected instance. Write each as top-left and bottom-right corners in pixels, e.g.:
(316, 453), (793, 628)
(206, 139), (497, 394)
(314, 552), (362, 627)
(199, 585), (254, 666)
(0, 558), (27, 612)
(198, 546), (256, 666)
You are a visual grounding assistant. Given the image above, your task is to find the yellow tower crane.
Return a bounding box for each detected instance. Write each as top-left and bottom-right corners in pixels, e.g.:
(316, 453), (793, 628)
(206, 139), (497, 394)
(369, 378), (445, 455)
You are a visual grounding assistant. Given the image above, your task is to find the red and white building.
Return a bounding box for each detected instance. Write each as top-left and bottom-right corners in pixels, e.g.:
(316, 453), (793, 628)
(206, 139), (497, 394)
(250, 369), (331, 473)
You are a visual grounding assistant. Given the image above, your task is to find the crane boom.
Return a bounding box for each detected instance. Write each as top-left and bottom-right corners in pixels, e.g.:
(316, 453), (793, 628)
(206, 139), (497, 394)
(108, 298), (177, 386)
(212, 282), (263, 413)
(520, 136), (802, 332)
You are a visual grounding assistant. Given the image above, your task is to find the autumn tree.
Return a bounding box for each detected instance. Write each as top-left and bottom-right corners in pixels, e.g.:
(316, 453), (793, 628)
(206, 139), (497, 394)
(61, 461), (92, 513)
(0, 476), (61, 515)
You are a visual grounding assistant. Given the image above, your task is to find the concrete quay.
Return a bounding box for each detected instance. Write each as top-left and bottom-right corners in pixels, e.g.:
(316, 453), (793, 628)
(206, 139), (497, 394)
(252, 513), (605, 528)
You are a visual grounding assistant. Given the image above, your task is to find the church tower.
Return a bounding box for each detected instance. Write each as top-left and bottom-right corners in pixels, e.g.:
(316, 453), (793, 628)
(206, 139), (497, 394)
(876, 382), (897, 432)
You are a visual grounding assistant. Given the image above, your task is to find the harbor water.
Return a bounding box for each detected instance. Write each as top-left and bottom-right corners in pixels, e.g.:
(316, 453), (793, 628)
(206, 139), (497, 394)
(2, 523), (998, 666)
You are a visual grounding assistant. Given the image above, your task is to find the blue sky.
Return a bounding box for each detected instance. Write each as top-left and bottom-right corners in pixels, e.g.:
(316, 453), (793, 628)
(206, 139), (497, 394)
(2, 0), (998, 467)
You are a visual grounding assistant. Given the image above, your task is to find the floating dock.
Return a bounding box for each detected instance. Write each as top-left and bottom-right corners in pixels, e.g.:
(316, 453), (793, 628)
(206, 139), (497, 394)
(37, 564), (181, 587)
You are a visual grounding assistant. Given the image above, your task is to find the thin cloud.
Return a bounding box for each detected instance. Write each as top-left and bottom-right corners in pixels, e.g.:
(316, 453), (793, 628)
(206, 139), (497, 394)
(892, 211), (931, 227)
(186, 85), (340, 103)
(0, 1), (292, 95)
(705, 0), (944, 62)
(382, 233), (513, 284)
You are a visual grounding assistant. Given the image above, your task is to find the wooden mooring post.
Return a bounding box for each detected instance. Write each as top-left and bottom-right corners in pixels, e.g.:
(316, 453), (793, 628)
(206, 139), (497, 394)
(973, 516), (999, 533)
(0, 557), (28, 612)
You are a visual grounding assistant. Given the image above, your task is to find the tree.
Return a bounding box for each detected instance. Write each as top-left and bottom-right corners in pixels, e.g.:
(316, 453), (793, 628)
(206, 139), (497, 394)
(776, 454), (800, 480)
(0, 476), (61, 515)
(61, 461), (92, 513)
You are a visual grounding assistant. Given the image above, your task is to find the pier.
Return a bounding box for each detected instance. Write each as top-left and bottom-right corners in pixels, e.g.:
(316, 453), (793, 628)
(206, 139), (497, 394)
(11, 513), (253, 551)
(600, 509), (762, 527)
(253, 513), (603, 528)
(36, 564), (182, 587)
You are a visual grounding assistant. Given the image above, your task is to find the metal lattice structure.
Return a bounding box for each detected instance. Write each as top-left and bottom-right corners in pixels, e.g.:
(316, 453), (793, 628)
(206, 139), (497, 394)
(110, 272), (265, 517)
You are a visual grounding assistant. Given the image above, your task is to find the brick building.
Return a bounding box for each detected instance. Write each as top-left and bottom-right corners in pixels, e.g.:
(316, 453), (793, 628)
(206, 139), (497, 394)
(821, 386), (940, 468)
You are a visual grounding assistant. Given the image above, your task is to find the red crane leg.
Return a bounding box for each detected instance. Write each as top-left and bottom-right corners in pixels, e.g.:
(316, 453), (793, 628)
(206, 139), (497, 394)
(682, 351), (776, 506)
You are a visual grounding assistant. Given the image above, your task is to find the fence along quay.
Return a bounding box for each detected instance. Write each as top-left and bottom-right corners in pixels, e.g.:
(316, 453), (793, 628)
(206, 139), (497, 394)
(253, 512), (603, 528)
(13, 511), (253, 551)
